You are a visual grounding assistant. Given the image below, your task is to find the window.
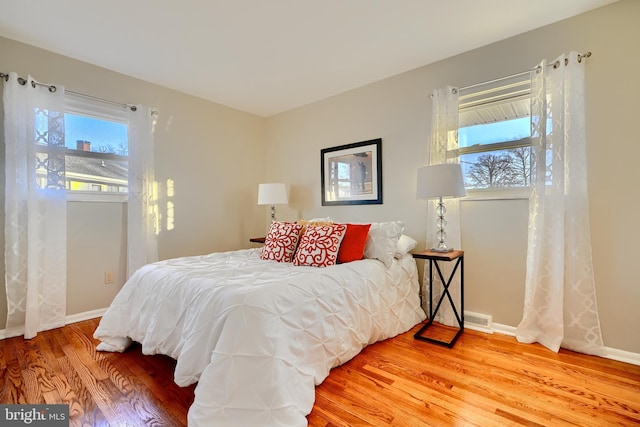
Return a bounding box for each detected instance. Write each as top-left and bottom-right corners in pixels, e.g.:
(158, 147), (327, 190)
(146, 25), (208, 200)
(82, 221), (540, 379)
(453, 74), (533, 197)
(35, 94), (129, 200)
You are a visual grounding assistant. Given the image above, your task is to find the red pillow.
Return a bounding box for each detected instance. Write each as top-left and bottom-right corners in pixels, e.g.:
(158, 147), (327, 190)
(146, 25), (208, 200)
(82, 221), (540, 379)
(337, 223), (371, 263)
(260, 222), (304, 263)
(293, 224), (347, 267)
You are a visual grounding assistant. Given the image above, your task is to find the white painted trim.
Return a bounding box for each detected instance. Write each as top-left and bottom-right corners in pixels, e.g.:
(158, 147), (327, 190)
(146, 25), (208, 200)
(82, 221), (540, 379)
(492, 322), (517, 337)
(603, 347), (640, 366)
(489, 321), (640, 366)
(66, 192), (127, 203)
(65, 308), (108, 325)
(465, 313), (639, 366)
(1, 310), (638, 367)
(464, 321), (493, 334)
(464, 320), (517, 336)
(0, 308), (108, 340)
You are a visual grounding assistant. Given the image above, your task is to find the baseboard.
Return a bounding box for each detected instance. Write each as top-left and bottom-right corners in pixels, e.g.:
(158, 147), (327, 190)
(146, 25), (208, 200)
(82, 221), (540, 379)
(465, 314), (640, 367)
(492, 322), (517, 337)
(1, 308), (639, 367)
(65, 308), (107, 325)
(0, 308), (108, 340)
(603, 347), (640, 366)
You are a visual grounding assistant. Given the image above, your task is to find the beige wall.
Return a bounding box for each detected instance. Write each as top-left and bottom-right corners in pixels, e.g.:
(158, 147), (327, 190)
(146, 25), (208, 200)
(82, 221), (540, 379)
(0, 37), (267, 325)
(1, 0), (638, 355)
(266, 0), (640, 353)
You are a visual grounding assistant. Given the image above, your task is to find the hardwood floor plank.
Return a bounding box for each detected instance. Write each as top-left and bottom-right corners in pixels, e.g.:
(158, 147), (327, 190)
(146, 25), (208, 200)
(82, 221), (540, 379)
(61, 342), (132, 425)
(57, 354), (108, 426)
(1, 319), (639, 427)
(61, 320), (178, 426)
(372, 333), (639, 426)
(0, 339), (6, 371)
(310, 394), (370, 426)
(0, 339), (24, 404)
(61, 326), (110, 382)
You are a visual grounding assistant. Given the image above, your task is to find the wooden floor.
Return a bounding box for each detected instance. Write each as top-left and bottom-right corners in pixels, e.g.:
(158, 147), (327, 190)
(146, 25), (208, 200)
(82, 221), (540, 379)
(1, 318), (639, 426)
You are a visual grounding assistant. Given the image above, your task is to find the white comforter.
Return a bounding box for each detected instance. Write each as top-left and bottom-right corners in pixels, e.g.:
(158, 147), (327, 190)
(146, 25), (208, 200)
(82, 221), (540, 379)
(94, 248), (425, 426)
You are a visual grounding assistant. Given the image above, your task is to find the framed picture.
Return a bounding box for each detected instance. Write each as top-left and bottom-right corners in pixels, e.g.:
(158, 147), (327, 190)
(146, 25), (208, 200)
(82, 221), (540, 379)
(321, 138), (382, 206)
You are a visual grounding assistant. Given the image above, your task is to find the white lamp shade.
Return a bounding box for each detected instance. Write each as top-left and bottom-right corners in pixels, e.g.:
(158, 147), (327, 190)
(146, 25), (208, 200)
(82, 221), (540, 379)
(417, 163), (467, 200)
(258, 183), (288, 205)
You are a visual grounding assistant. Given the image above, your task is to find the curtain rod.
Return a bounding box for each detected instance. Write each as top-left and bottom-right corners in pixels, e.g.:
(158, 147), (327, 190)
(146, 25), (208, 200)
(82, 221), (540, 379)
(1, 71), (145, 112)
(456, 51), (591, 93)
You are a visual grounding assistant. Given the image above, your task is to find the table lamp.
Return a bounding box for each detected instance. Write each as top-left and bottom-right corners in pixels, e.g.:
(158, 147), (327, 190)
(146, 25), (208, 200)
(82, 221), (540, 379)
(417, 164), (466, 252)
(258, 183), (288, 222)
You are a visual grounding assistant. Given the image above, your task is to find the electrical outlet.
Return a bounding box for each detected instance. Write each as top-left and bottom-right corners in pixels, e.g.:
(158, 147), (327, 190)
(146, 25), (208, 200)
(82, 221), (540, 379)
(104, 272), (114, 284)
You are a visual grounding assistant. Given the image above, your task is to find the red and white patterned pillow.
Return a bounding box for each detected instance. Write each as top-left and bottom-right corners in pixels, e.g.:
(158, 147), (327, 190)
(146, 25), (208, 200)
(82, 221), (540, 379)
(293, 224), (347, 267)
(260, 222), (304, 263)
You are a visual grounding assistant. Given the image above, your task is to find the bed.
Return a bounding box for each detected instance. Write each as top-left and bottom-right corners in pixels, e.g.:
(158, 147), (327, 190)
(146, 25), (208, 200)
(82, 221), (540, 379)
(94, 221), (425, 426)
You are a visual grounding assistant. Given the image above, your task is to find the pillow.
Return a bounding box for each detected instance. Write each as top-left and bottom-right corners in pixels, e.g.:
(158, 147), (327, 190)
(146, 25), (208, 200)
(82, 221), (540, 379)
(394, 234), (417, 258)
(296, 218), (335, 235)
(293, 224), (347, 267)
(337, 223), (371, 263)
(308, 216), (333, 222)
(260, 221), (304, 263)
(297, 218), (334, 226)
(363, 221), (405, 268)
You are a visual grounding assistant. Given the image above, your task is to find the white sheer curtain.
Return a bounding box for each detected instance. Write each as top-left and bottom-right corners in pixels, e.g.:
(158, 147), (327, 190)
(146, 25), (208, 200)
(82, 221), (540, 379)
(126, 105), (158, 278)
(516, 52), (605, 355)
(3, 72), (67, 339)
(425, 86), (462, 326)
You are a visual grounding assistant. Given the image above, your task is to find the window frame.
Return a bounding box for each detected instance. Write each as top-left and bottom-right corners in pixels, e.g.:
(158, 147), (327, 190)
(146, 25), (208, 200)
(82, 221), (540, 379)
(63, 94), (129, 203)
(453, 74), (533, 201)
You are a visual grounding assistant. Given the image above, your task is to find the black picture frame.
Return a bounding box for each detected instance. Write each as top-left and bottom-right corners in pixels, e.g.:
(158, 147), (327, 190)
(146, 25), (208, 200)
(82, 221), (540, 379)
(321, 138), (382, 206)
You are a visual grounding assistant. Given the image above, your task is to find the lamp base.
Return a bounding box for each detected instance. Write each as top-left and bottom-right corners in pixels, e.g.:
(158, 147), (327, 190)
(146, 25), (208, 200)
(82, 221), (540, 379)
(430, 247), (454, 253)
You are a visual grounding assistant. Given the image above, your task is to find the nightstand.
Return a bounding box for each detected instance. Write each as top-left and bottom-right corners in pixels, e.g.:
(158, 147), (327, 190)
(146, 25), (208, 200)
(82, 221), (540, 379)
(412, 249), (464, 348)
(249, 237), (266, 244)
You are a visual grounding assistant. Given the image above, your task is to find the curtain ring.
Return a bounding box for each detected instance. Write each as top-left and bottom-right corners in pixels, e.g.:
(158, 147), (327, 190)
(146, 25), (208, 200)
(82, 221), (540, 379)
(129, 105), (137, 112)
(49, 85), (57, 93)
(17, 77), (27, 86)
(578, 51), (592, 63)
(553, 60), (561, 69)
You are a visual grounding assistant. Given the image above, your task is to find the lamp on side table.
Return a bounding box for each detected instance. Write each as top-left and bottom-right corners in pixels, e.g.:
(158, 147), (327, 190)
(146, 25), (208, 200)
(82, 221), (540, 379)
(416, 163), (466, 252)
(257, 183), (288, 223)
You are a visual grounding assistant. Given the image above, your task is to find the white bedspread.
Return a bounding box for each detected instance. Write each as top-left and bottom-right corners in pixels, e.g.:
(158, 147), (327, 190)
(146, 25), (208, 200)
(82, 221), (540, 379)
(94, 248), (425, 426)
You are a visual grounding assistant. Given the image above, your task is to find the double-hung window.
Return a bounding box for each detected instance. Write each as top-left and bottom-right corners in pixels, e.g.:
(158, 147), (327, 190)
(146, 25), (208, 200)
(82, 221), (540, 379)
(453, 73), (533, 198)
(35, 94), (129, 201)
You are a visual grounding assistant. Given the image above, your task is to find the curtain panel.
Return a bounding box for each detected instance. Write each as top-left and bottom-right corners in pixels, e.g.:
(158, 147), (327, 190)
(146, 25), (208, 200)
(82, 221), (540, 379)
(425, 87), (462, 326)
(127, 105), (158, 278)
(516, 52), (604, 355)
(3, 72), (67, 339)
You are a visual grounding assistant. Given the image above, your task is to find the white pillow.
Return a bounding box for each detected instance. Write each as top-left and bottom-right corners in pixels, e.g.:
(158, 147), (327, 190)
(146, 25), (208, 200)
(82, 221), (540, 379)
(395, 234), (417, 258)
(363, 221), (405, 268)
(308, 216), (333, 222)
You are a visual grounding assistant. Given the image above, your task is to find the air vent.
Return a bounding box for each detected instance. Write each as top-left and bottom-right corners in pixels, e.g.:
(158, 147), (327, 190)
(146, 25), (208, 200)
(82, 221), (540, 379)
(464, 311), (493, 333)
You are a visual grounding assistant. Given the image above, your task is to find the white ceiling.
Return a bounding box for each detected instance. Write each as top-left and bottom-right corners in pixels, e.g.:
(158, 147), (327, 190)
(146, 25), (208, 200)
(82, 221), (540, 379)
(0, 0), (616, 117)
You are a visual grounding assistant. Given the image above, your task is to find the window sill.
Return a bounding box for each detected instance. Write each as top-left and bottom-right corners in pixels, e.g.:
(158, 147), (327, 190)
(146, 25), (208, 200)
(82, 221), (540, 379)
(462, 188), (530, 201)
(66, 191), (127, 203)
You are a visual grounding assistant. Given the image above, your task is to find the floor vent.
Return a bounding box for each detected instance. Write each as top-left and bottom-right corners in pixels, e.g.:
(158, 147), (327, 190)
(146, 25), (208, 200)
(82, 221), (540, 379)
(464, 311), (493, 333)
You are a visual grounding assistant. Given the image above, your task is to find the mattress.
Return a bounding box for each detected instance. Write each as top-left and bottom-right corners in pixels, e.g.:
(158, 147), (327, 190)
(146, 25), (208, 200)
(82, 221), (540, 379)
(94, 248), (425, 426)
